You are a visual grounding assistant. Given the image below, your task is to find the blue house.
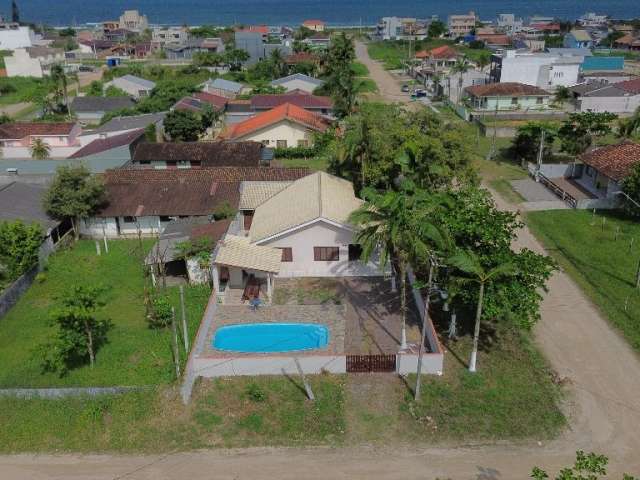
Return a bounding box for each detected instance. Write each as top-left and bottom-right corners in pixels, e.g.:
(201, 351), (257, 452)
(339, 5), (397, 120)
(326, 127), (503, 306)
(563, 30), (594, 49)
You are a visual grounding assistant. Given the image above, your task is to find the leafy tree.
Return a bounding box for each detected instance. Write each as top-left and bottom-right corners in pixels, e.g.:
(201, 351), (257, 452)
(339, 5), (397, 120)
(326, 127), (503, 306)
(223, 48), (250, 71)
(30, 138), (51, 160)
(190, 25), (223, 38)
(558, 112), (618, 156)
(0, 220), (43, 282)
(323, 32), (357, 117)
(175, 237), (215, 273)
(213, 200), (236, 220)
(511, 121), (557, 162)
(87, 80), (103, 96)
(193, 51), (223, 68)
(164, 109), (206, 141)
(618, 107), (640, 139)
(49, 64), (69, 114)
(448, 249), (517, 372)
(554, 85), (571, 104)
(58, 27), (76, 37)
(428, 20), (447, 38)
(146, 295), (173, 329)
(104, 85), (128, 97)
(43, 165), (106, 239)
(468, 40), (485, 49)
(200, 103), (220, 129)
(0, 113), (11, 124)
(144, 123), (157, 142)
(531, 450), (638, 480)
(602, 31), (625, 48)
(38, 285), (111, 374)
(451, 57), (471, 105)
(622, 162), (640, 216)
(269, 48), (288, 78)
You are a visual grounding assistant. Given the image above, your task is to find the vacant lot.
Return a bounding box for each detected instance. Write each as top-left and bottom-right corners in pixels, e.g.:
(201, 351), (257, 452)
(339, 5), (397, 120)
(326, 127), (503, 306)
(0, 239), (211, 387)
(0, 76), (44, 106)
(367, 40), (491, 70)
(527, 209), (640, 352)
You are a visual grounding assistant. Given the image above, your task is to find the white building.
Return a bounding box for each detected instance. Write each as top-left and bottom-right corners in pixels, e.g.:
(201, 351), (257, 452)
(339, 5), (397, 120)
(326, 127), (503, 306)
(0, 23), (35, 50)
(4, 47), (64, 78)
(448, 11), (477, 37)
(152, 26), (189, 47)
(489, 50), (582, 89)
(496, 14), (523, 35)
(119, 10), (149, 32)
(270, 73), (324, 94)
(103, 74), (156, 99)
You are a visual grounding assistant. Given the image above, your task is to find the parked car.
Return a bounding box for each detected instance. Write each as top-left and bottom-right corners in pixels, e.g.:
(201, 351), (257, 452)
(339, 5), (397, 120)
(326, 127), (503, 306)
(401, 84), (410, 93)
(78, 65), (95, 72)
(414, 89), (427, 98)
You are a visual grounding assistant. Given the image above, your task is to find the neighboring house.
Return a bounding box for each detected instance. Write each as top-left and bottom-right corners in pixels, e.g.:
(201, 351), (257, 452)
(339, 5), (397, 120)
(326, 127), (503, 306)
(570, 78), (640, 113)
(68, 129), (145, 163)
(573, 142), (640, 200)
(448, 11), (477, 37)
(78, 39), (117, 57)
(270, 73), (324, 94)
(284, 52), (320, 69)
(5, 47), (65, 78)
(212, 171), (379, 300)
(0, 122), (82, 158)
(464, 82), (552, 111)
(219, 102), (331, 147)
(415, 45), (460, 72)
(70, 96), (135, 124)
(79, 166), (310, 238)
(441, 69), (488, 102)
(496, 13), (523, 35)
(173, 91), (228, 114)
(130, 141), (269, 169)
(224, 99), (255, 125)
(250, 92), (333, 116)
(376, 17), (406, 41)
(614, 34), (640, 51)
(164, 37), (225, 60)
(489, 50), (582, 89)
(201, 78), (244, 99)
(234, 30), (292, 66)
(103, 28), (133, 43)
(104, 74), (156, 99)
(152, 26), (189, 47)
(302, 33), (331, 50)
(119, 10), (148, 32)
(477, 34), (511, 48)
(582, 71), (637, 84)
(302, 20), (325, 32)
(0, 22), (36, 49)
(563, 29), (594, 49)
(80, 112), (166, 142)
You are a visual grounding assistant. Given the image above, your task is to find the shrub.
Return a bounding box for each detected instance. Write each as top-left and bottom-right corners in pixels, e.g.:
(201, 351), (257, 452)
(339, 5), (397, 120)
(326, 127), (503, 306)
(147, 295), (173, 329)
(245, 382), (267, 402)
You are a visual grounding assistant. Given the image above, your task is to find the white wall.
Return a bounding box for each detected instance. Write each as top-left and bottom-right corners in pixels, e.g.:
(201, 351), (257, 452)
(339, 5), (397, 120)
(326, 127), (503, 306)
(259, 220), (380, 277)
(194, 354), (346, 377)
(80, 216), (169, 238)
(5, 49), (43, 78)
(499, 54), (581, 89)
(237, 120), (316, 148)
(0, 26), (34, 50)
(277, 79), (320, 93)
(579, 95), (640, 114)
(1, 146), (82, 159)
(105, 78), (153, 99)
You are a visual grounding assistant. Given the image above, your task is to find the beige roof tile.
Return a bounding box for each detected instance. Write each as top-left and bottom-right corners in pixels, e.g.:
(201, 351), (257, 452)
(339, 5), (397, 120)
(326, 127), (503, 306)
(214, 235), (282, 273)
(239, 181), (292, 210)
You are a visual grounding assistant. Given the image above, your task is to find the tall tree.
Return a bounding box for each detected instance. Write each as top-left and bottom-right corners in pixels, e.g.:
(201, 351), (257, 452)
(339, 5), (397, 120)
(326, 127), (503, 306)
(450, 57), (470, 104)
(323, 32), (357, 117)
(163, 109), (206, 141)
(558, 111), (618, 156)
(43, 165), (106, 240)
(30, 138), (51, 160)
(49, 64), (69, 115)
(11, 0), (19, 23)
(448, 249), (517, 372)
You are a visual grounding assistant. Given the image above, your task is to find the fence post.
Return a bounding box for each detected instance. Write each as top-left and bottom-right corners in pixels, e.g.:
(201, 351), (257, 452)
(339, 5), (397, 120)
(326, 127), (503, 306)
(171, 307), (181, 378)
(180, 285), (189, 352)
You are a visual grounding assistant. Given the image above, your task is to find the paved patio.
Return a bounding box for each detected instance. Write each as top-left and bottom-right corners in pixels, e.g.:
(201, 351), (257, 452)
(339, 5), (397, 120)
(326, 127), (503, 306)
(510, 178), (559, 202)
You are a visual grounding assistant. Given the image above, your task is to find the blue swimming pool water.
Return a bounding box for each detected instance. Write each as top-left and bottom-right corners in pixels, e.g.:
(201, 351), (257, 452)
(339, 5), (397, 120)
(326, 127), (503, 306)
(212, 323), (329, 353)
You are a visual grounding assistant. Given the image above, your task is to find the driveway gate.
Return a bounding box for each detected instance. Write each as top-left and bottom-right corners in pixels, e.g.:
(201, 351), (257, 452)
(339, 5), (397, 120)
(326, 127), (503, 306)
(346, 354), (396, 373)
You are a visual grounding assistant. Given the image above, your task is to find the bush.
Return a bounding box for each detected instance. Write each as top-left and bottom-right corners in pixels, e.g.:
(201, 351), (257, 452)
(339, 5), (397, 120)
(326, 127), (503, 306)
(35, 273), (47, 283)
(147, 295), (173, 329)
(213, 201), (236, 220)
(245, 383), (267, 402)
(273, 145), (318, 159)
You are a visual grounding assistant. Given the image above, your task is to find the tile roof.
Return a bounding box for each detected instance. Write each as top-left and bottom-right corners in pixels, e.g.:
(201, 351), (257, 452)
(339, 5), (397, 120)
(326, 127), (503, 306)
(465, 82), (551, 97)
(97, 166), (311, 217)
(616, 78), (640, 95)
(303, 19), (325, 26)
(115, 74), (156, 89)
(415, 45), (459, 60)
(174, 91), (228, 113)
(193, 91), (228, 110)
(204, 78), (244, 93)
(284, 52), (320, 64)
(251, 93), (333, 110)
(220, 103), (330, 140)
(580, 142), (640, 182)
(132, 141), (265, 167)
(214, 234), (282, 273)
(569, 29), (592, 42)
(70, 96), (135, 113)
(249, 171), (362, 243)
(238, 181), (292, 209)
(87, 112), (166, 135)
(0, 182), (58, 229)
(0, 122), (76, 139)
(68, 129), (144, 159)
(235, 25), (269, 34)
(271, 73), (324, 88)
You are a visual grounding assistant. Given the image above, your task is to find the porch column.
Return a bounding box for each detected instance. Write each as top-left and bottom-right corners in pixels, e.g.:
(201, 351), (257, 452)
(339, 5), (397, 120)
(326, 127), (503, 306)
(267, 273), (272, 303)
(212, 265), (220, 295)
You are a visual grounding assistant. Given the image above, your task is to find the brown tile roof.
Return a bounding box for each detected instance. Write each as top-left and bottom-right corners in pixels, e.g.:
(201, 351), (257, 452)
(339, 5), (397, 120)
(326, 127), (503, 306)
(285, 52), (320, 64)
(579, 142), (640, 182)
(465, 82), (551, 97)
(132, 141), (264, 167)
(97, 166), (311, 217)
(219, 103), (330, 140)
(616, 78), (640, 95)
(0, 122), (76, 139)
(415, 45), (459, 60)
(68, 129), (144, 159)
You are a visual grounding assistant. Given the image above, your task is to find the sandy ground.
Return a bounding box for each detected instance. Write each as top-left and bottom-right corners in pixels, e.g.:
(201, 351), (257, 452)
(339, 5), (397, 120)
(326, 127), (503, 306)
(1, 47), (640, 479)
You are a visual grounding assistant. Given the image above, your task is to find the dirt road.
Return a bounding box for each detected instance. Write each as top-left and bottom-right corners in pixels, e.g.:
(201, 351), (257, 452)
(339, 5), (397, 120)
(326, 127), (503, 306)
(1, 48), (640, 480)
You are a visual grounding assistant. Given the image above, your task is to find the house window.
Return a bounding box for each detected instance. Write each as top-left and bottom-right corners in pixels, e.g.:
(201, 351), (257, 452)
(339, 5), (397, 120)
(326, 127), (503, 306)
(280, 247), (293, 262)
(297, 139), (309, 148)
(159, 216), (172, 222)
(123, 216), (136, 223)
(314, 246), (339, 261)
(586, 165), (594, 177)
(276, 140), (287, 148)
(536, 97), (544, 104)
(262, 140), (270, 146)
(348, 244), (362, 261)
(243, 211), (254, 230)
(511, 97), (518, 105)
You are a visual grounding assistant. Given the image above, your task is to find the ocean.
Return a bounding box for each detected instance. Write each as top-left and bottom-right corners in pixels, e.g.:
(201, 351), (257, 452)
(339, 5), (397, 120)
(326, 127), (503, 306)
(12, 0), (640, 27)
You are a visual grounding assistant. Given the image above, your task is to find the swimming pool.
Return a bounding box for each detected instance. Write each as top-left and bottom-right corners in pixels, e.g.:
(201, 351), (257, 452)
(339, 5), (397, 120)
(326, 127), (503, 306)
(212, 323), (330, 353)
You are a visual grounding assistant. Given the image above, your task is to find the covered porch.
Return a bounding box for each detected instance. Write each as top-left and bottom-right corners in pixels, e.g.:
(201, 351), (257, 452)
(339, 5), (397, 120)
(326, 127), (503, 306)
(212, 235), (281, 305)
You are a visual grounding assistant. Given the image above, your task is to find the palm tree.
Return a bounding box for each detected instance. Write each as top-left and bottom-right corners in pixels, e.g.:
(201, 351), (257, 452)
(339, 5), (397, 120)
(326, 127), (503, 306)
(350, 186), (449, 352)
(619, 107), (640, 139)
(49, 64), (69, 114)
(450, 57), (470, 105)
(448, 249), (517, 372)
(270, 48), (287, 77)
(30, 138), (51, 160)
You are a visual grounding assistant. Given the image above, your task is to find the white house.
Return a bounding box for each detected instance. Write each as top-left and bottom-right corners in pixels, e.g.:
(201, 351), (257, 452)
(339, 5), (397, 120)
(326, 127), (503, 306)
(212, 172), (380, 302)
(104, 74), (156, 99)
(219, 102), (330, 148)
(489, 50), (582, 89)
(270, 73), (324, 94)
(5, 47), (64, 78)
(0, 22), (36, 50)
(570, 78), (640, 114)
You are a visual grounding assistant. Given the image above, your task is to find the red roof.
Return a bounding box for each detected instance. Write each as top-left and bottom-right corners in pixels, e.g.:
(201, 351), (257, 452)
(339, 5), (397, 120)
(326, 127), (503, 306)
(174, 91), (228, 113)
(303, 19), (325, 26)
(193, 91), (228, 110)
(220, 103), (330, 140)
(477, 34), (511, 45)
(616, 78), (640, 95)
(580, 142), (640, 182)
(415, 45), (459, 60)
(285, 52), (320, 64)
(465, 82), (551, 97)
(68, 129), (144, 159)
(251, 93), (333, 110)
(0, 122), (76, 139)
(235, 25), (269, 34)
(529, 23), (561, 31)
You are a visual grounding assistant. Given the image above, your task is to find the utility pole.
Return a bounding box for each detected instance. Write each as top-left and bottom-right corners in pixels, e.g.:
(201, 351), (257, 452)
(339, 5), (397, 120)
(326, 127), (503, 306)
(535, 129), (546, 182)
(415, 260), (435, 401)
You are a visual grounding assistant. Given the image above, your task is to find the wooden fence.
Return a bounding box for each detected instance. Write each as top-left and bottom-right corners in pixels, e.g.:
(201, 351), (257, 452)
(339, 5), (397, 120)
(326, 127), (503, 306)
(346, 354), (396, 373)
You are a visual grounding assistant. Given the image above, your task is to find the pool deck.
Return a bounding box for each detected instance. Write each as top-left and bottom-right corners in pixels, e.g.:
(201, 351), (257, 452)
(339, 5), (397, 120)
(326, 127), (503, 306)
(202, 304), (347, 358)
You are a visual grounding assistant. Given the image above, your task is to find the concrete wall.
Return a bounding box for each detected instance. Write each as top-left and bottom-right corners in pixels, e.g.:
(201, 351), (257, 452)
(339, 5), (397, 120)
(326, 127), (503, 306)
(105, 78), (154, 99)
(5, 49), (43, 77)
(194, 355), (346, 377)
(80, 216), (170, 238)
(260, 220), (380, 278)
(238, 120), (317, 148)
(579, 95), (640, 114)
(0, 26), (35, 50)
(498, 54), (581, 88)
(397, 352), (443, 375)
(1, 146), (82, 159)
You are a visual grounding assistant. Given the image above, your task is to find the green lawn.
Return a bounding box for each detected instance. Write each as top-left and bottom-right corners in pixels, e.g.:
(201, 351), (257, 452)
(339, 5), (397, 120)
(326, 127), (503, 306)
(0, 239), (211, 387)
(276, 156), (330, 171)
(0, 77), (44, 106)
(351, 61), (369, 76)
(0, 375), (345, 452)
(527, 209), (640, 352)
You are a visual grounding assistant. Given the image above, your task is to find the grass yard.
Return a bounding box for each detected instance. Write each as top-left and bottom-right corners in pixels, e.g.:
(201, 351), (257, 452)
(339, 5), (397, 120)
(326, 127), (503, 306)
(275, 155), (330, 171)
(0, 76), (44, 106)
(526, 209), (640, 352)
(0, 239), (211, 388)
(0, 375), (345, 452)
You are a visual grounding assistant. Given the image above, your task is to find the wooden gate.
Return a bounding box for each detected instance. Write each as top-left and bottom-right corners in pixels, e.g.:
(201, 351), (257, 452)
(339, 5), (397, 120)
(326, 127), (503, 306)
(346, 354), (396, 373)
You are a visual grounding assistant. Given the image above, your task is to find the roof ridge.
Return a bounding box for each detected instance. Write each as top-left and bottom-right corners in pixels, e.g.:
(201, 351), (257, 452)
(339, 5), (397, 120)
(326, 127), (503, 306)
(317, 171), (322, 218)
